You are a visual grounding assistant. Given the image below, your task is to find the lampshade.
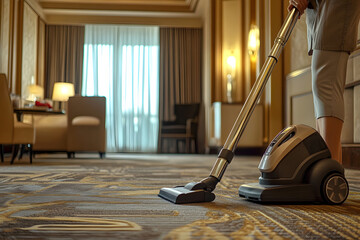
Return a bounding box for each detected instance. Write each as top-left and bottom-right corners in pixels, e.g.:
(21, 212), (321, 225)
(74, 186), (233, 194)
(27, 84), (44, 101)
(52, 82), (75, 101)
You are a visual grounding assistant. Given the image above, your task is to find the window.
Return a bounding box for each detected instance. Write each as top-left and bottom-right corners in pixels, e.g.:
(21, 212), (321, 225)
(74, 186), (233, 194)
(82, 25), (159, 152)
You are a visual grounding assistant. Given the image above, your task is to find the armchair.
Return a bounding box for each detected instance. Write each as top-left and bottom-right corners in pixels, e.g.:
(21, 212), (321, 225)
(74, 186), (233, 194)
(159, 103), (200, 153)
(0, 74), (35, 164)
(67, 96), (106, 158)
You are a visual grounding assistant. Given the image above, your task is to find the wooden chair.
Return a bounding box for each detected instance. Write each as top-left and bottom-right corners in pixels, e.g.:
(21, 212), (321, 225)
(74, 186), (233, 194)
(159, 103), (200, 153)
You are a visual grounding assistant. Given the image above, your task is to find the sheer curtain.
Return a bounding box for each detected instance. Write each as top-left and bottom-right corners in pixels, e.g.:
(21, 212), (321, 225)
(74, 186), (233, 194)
(82, 25), (159, 152)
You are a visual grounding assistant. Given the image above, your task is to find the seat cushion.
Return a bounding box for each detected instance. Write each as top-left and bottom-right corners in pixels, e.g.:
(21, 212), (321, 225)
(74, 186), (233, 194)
(13, 121), (35, 144)
(72, 116), (100, 126)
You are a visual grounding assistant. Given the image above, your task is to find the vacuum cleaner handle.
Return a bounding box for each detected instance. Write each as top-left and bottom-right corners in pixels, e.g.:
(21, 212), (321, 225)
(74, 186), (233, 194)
(209, 8), (300, 184)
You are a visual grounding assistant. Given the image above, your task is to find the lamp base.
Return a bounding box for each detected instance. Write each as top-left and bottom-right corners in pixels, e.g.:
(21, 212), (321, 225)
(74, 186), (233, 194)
(53, 101), (63, 112)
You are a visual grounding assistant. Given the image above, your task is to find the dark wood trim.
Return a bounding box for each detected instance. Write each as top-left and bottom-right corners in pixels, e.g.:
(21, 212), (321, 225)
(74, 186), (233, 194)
(240, 0), (246, 103)
(0, 1), (2, 40)
(211, 0), (223, 103)
(8, 0), (15, 90)
(36, 15), (40, 85)
(210, 0), (215, 102)
(15, 0), (24, 95)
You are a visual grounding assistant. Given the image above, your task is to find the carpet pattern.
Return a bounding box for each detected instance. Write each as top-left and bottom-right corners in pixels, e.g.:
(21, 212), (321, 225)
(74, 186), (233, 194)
(0, 154), (359, 239)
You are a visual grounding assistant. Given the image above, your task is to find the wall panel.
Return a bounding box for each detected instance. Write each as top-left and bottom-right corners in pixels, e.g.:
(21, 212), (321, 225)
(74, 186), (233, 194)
(355, 85), (360, 143)
(37, 18), (45, 86)
(0, 0), (10, 75)
(21, 1), (38, 98)
(284, 12), (311, 75)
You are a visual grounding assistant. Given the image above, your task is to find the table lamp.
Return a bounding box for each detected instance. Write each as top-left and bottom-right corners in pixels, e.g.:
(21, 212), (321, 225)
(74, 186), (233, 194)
(27, 84), (44, 102)
(52, 82), (75, 111)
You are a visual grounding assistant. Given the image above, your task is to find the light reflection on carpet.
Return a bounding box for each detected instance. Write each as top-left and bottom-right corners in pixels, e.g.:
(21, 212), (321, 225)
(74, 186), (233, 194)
(20, 217), (141, 231)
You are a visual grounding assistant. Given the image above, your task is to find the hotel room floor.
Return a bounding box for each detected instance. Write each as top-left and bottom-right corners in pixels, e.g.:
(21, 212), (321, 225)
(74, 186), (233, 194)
(0, 153), (359, 239)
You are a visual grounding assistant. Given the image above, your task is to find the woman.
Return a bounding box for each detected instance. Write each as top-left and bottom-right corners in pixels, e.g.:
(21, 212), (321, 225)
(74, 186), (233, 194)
(288, 0), (360, 164)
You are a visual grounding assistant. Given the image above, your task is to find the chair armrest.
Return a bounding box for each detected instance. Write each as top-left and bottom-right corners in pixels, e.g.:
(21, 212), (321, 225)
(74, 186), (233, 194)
(186, 118), (198, 133)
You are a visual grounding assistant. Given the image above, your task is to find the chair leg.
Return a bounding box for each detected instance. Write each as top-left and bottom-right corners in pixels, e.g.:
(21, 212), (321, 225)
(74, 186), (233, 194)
(186, 138), (190, 153)
(28, 144), (33, 164)
(18, 144), (25, 160)
(158, 138), (162, 153)
(99, 152), (105, 159)
(10, 145), (20, 165)
(194, 138), (198, 154)
(1, 145), (4, 163)
(176, 140), (180, 153)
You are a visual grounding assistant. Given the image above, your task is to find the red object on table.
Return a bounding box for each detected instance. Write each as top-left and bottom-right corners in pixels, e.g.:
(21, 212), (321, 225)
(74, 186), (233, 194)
(35, 101), (52, 109)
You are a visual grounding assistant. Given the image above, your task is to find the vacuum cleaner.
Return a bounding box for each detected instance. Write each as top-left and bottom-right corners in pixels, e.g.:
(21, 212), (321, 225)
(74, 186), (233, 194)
(158, 8), (349, 205)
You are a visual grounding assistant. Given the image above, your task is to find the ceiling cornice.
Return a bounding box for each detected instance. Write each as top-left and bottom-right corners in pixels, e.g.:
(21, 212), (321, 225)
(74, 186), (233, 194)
(38, 0), (199, 13)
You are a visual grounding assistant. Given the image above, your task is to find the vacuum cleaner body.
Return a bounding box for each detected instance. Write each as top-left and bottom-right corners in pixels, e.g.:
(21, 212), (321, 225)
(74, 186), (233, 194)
(239, 124), (349, 204)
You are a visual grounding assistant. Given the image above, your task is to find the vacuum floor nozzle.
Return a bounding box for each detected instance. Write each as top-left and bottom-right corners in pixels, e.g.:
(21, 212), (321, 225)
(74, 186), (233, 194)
(158, 184), (215, 204)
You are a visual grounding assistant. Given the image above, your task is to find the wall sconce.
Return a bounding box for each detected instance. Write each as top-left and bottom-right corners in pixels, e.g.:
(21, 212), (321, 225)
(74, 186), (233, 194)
(226, 55), (236, 103)
(248, 25), (260, 62)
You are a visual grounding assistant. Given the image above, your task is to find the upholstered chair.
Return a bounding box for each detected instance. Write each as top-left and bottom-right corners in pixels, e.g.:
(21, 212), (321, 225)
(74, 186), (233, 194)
(32, 115), (67, 153)
(66, 96), (106, 158)
(0, 74), (35, 164)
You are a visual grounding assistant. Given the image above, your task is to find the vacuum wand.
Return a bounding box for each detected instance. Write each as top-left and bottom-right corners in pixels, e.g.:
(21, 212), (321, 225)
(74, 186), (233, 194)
(158, 8), (300, 204)
(210, 8), (299, 183)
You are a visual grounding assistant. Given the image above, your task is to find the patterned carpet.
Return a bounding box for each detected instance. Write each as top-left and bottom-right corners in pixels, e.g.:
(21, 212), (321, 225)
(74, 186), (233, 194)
(0, 153), (359, 239)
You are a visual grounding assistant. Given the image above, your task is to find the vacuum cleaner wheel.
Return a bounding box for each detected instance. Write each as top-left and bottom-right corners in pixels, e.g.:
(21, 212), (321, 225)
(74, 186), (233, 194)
(322, 173), (349, 205)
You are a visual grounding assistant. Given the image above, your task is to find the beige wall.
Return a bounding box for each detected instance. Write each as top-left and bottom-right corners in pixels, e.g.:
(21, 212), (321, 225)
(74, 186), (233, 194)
(221, 0), (243, 102)
(0, 0), (10, 76)
(0, 0), (45, 95)
(21, 2), (38, 97)
(283, 13), (311, 75)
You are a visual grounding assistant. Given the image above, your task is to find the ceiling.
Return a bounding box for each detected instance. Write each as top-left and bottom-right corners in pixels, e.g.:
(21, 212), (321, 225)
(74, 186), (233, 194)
(34, 0), (204, 26)
(37, 0), (202, 17)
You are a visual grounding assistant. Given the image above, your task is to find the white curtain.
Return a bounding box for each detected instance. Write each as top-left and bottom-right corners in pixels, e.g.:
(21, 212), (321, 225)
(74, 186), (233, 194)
(82, 25), (159, 152)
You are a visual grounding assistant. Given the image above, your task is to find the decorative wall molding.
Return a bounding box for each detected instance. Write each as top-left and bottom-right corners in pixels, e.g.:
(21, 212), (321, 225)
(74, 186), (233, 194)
(38, 0), (200, 12)
(45, 15), (202, 27)
(21, 1), (38, 97)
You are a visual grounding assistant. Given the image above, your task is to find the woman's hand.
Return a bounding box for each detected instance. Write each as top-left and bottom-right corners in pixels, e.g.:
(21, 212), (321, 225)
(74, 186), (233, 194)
(288, 0), (308, 16)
